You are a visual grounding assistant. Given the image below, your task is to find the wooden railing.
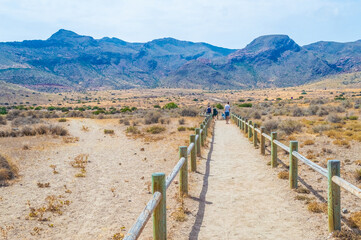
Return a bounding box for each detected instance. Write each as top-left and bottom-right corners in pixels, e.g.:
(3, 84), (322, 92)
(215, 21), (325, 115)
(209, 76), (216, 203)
(231, 113), (361, 232)
(124, 115), (212, 240)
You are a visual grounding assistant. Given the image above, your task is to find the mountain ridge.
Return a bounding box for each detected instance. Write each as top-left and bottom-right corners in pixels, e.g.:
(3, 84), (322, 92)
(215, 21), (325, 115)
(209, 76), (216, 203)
(0, 29), (360, 91)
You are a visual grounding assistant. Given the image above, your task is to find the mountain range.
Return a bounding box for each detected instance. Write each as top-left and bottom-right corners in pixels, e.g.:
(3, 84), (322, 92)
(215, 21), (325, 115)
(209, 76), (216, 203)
(0, 29), (360, 91)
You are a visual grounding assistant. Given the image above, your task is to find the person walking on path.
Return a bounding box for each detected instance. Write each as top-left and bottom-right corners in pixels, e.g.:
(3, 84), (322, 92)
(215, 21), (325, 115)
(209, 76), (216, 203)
(224, 102), (230, 124)
(206, 104), (212, 116)
(212, 106), (218, 122)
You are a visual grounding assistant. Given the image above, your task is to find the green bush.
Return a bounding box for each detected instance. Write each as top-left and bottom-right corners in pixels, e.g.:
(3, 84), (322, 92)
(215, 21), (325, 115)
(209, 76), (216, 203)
(239, 103), (252, 108)
(215, 103), (224, 109)
(349, 116), (359, 120)
(0, 107), (7, 115)
(163, 102), (178, 110)
(58, 118), (67, 122)
(47, 106), (56, 111)
(238, 99), (245, 102)
(154, 105), (161, 108)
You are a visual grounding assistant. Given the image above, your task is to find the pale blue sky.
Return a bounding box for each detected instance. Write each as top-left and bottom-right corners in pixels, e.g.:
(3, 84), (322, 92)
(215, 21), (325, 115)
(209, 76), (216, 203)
(0, 0), (360, 49)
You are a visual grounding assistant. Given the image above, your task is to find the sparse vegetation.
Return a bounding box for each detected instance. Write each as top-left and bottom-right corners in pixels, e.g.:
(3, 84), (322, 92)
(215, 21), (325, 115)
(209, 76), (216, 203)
(0, 154), (18, 181)
(104, 129), (115, 134)
(307, 201), (327, 213)
(147, 126), (166, 134)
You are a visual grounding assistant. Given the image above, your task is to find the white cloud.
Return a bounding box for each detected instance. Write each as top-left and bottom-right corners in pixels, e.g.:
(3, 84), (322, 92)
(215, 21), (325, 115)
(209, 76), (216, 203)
(0, 0), (360, 48)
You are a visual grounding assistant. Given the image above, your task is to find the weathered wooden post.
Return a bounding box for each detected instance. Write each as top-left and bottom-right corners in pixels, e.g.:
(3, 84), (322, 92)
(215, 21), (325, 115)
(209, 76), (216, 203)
(195, 128), (201, 157)
(327, 160), (341, 232)
(289, 141), (298, 189)
(152, 173), (166, 240)
(248, 120), (253, 139)
(190, 135), (196, 172)
(179, 146), (188, 197)
(239, 117), (242, 130)
(260, 127), (265, 155)
(253, 123), (257, 148)
(245, 119), (248, 134)
(200, 124), (205, 147)
(271, 132), (278, 167)
(241, 118), (244, 131)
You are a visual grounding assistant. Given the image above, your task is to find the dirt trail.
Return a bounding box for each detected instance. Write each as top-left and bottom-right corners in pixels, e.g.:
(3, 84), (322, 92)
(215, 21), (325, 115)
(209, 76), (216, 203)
(192, 120), (327, 240)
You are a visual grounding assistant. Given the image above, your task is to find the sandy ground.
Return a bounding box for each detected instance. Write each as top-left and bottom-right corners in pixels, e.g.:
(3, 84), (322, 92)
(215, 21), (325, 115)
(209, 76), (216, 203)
(0, 117), (204, 240)
(187, 120), (329, 240)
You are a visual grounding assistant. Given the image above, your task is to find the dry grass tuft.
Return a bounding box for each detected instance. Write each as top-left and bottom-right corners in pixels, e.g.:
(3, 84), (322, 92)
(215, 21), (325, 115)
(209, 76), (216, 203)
(277, 171), (289, 179)
(37, 182), (50, 188)
(307, 201), (327, 213)
(81, 125), (89, 132)
(104, 129), (114, 134)
(294, 195), (314, 203)
(147, 126), (166, 134)
(126, 126), (140, 134)
(349, 211), (361, 230)
(0, 154), (18, 181)
(332, 229), (361, 240)
(295, 187), (310, 194)
(304, 139), (315, 145)
(70, 154), (89, 177)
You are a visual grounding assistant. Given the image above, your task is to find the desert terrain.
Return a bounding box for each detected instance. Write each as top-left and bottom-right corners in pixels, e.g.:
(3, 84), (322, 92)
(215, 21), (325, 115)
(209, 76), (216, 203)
(1, 83), (361, 239)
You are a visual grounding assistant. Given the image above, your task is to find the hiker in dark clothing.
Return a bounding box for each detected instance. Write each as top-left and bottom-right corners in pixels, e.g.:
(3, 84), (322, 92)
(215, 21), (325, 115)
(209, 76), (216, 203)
(212, 107), (218, 121)
(206, 105), (212, 115)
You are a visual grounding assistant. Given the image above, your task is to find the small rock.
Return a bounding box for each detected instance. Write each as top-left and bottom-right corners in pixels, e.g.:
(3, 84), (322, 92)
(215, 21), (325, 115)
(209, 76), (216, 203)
(342, 208), (348, 213)
(140, 148), (145, 151)
(140, 176), (144, 180)
(174, 181), (179, 184)
(134, 153), (137, 155)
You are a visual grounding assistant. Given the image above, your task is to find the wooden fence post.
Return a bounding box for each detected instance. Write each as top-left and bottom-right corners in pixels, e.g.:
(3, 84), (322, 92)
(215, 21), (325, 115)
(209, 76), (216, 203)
(328, 160), (341, 232)
(253, 123), (257, 148)
(240, 117), (243, 130)
(260, 127), (265, 155)
(271, 132), (278, 167)
(179, 146), (188, 197)
(152, 173), (166, 240)
(245, 119), (248, 134)
(289, 141), (298, 189)
(190, 135), (196, 172)
(248, 120), (253, 140)
(239, 117), (242, 130)
(200, 124), (205, 147)
(195, 128), (201, 157)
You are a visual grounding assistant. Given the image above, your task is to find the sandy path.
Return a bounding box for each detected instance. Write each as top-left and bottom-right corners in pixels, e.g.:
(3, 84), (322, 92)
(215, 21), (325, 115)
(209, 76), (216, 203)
(192, 121), (327, 240)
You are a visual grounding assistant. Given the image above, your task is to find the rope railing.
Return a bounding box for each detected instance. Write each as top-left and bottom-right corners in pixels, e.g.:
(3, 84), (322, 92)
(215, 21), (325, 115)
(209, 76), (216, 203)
(231, 113), (361, 233)
(124, 114), (212, 240)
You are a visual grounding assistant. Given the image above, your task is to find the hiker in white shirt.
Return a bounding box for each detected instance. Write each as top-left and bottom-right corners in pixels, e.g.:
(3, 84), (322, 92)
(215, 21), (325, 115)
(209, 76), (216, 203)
(224, 102), (230, 124)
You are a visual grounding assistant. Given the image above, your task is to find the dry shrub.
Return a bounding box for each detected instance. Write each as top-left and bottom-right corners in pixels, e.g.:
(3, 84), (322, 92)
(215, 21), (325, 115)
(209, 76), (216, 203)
(21, 126), (36, 136)
(312, 124), (331, 133)
(37, 182), (50, 188)
(180, 108), (198, 117)
(171, 207), (187, 222)
(27, 195), (70, 221)
(333, 139), (350, 148)
(144, 111), (161, 125)
(81, 125), (89, 132)
(35, 125), (48, 135)
(349, 211), (361, 230)
(63, 136), (79, 143)
(307, 201), (327, 213)
(294, 195), (313, 204)
(328, 114), (342, 123)
(263, 120), (279, 133)
(178, 126), (186, 132)
(279, 120), (302, 135)
(277, 171), (289, 180)
(147, 126), (165, 134)
(50, 125), (68, 136)
(126, 126), (140, 134)
(0, 154), (18, 181)
(58, 118), (67, 122)
(104, 129), (115, 134)
(333, 229), (361, 240)
(123, 120), (130, 126)
(304, 139), (315, 145)
(178, 118), (185, 125)
(12, 116), (40, 127)
(295, 187), (310, 194)
(354, 169), (361, 181)
(0, 116), (6, 125)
